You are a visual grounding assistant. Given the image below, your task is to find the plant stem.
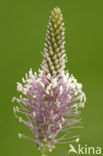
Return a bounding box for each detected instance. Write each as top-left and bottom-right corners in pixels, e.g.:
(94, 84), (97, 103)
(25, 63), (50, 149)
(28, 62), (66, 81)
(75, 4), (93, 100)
(40, 145), (48, 156)
(41, 153), (48, 156)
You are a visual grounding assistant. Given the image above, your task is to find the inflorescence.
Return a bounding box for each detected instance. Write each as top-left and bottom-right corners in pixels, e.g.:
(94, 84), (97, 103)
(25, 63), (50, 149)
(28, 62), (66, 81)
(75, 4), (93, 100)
(12, 7), (86, 155)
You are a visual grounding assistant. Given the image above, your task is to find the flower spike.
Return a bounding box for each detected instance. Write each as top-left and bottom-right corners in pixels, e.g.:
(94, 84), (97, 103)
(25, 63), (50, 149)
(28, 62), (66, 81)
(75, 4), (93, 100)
(41, 7), (66, 77)
(12, 7), (86, 156)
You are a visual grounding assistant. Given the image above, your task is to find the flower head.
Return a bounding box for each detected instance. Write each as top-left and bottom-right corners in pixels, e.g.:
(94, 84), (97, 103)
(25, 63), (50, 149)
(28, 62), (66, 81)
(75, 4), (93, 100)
(12, 7), (86, 155)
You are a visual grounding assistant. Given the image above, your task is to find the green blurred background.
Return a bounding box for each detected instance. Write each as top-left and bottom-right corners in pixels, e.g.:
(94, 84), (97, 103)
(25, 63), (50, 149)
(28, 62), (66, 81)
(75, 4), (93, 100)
(0, 0), (103, 155)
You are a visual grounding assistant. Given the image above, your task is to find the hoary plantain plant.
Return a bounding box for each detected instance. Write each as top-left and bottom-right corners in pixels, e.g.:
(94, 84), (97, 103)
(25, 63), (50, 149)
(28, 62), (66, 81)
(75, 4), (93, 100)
(12, 7), (86, 156)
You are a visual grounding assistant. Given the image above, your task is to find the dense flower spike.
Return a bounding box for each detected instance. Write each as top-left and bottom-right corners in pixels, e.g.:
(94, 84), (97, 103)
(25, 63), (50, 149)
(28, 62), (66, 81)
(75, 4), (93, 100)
(12, 7), (86, 156)
(41, 7), (66, 77)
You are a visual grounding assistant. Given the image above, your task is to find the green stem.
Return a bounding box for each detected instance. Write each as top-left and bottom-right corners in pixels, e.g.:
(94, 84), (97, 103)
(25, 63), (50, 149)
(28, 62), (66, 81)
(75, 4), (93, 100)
(40, 145), (48, 156)
(41, 153), (48, 156)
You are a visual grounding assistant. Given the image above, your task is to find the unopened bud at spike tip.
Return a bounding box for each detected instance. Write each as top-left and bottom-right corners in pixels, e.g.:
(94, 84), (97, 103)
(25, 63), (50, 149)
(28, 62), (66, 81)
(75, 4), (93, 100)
(41, 7), (66, 77)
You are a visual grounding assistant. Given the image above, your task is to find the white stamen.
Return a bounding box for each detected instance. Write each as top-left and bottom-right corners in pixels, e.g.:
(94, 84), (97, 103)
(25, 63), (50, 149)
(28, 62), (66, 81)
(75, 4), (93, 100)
(68, 94), (72, 100)
(69, 83), (76, 89)
(32, 111), (36, 117)
(56, 99), (60, 107)
(57, 102), (60, 107)
(47, 84), (52, 90)
(40, 82), (45, 88)
(52, 78), (57, 88)
(52, 71), (57, 75)
(17, 83), (23, 92)
(33, 95), (36, 99)
(77, 83), (82, 90)
(75, 137), (80, 143)
(18, 133), (22, 139)
(12, 97), (16, 102)
(25, 73), (28, 79)
(20, 95), (22, 98)
(22, 77), (25, 83)
(13, 107), (16, 114)
(36, 78), (41, 83)
(74, 104), (78, 108)
(60, 85), (63, 95)
(61, 117), (65, 122)
(59, 123), (62, 129)
(47, 73), (51, 79)
(46, 89), (49, 94)
(16, 106), (19, 112)
(75, 92), (78, 96)
(19, 117), (22, 122)
(29, 68), (34, 79)
(50, 90), (53, 96)
(80, 102), (85, 108)
(46, 84), (52, 94)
